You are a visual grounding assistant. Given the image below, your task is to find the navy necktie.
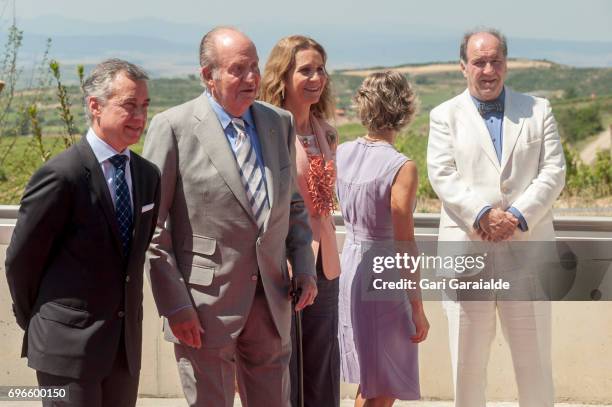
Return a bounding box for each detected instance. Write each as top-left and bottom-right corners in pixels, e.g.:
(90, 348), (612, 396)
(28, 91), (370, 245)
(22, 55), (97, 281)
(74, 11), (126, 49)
(108, 154), (132, 256)
(477, 101), (504, 116)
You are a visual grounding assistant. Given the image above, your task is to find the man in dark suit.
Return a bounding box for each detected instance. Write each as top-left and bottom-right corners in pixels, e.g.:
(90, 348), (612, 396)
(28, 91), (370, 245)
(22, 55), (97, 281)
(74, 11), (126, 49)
(5, 58), (160, 407)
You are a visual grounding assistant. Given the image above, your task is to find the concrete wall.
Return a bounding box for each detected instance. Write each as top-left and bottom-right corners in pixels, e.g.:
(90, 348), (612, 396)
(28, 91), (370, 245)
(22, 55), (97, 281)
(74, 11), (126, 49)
(1, 218), (611, 402)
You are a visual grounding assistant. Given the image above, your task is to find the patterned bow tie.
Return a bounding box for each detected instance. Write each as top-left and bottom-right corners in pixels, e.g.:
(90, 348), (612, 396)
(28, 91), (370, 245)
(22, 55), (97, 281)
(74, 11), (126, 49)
(478, 101), (504, 116)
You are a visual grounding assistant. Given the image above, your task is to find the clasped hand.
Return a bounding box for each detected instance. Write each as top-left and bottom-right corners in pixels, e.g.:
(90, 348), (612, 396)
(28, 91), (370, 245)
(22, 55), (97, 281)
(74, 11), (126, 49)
(478, 208), (518, 242)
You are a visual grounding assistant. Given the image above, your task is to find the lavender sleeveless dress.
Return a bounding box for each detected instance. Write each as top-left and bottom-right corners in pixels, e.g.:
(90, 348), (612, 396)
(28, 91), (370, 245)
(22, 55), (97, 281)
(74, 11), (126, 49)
(336, 138), (420, 400)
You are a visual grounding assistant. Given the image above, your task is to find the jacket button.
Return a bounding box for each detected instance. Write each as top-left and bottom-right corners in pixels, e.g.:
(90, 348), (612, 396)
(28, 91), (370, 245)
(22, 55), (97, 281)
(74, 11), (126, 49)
(125, 275), (130, 283)
(251, 275), (258, 281)
(118, 311), (125, 318)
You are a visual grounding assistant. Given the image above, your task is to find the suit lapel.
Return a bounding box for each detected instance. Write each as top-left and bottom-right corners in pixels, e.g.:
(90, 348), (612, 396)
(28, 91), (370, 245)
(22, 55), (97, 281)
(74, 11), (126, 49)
(76, 138), (124, 256)
(128, 154), (143, 251)
(458, 90), (501, 173)
(252, 102), (279, 231)
(500, 88), (526, 171)
(193, 95), (255, 224)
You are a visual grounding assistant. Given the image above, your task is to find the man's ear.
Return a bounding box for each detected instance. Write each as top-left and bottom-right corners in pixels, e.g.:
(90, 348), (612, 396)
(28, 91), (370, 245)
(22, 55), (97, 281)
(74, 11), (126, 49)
(200, 66), (214, 90)
(460, 60), (468, 79)
(87, 96), (102, 120)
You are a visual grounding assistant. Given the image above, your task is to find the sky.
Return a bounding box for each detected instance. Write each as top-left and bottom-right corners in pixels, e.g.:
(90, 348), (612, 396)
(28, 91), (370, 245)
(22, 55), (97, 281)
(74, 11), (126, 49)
(6, 0), (612, 43)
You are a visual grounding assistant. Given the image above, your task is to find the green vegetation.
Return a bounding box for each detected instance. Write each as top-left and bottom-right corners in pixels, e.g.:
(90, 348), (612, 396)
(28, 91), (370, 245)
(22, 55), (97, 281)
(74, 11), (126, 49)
(0, 22), (610, 209)
(564, 144), (612, 197)
(556, 103), (603, 143)
(0, 136), (65, 203)
(506, 66), (612, 97)
(334, 67), (612, 207)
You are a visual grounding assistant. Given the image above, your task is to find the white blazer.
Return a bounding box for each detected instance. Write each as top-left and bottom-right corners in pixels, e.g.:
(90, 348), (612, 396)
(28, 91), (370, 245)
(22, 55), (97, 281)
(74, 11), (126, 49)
(427, 87), (566, 243)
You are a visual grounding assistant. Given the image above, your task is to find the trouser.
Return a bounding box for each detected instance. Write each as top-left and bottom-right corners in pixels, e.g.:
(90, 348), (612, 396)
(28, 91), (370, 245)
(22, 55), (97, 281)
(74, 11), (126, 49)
(290, 252), (340, 407)
(175, 278), (291, 407)
(36, 333), (138, 407)
(444, 300), (553, 407)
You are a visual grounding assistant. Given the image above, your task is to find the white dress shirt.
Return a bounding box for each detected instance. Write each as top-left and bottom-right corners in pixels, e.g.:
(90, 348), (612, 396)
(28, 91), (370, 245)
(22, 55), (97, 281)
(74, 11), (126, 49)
(85, 128), (133, 209)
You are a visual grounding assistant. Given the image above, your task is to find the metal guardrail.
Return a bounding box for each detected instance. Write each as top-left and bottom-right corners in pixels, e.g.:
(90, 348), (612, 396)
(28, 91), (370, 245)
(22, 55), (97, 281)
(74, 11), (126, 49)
(1, 206), (611, 301)
(333, 212), (612, 236)
(2, 205), (611, 232)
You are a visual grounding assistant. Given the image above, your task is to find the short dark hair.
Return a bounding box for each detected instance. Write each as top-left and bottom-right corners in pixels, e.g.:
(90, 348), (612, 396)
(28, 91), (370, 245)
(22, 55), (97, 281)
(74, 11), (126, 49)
(460, 28), (508, 63)
(82, 58), (148, 123)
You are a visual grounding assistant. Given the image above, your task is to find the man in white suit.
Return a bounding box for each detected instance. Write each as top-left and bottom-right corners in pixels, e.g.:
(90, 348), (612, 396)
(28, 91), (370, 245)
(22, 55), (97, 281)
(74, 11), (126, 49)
(427, 29), (566, 407)
(143, 27), (317, 406)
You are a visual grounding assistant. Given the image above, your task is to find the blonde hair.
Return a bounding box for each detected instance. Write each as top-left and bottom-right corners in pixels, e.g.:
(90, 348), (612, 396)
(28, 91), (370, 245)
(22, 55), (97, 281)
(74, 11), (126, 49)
(354, 70), (417, 134)
(260, 35), (335, 119)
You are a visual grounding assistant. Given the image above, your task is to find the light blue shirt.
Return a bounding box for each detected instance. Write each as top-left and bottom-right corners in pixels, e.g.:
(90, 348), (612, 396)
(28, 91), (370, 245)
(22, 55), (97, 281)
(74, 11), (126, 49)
(207, 92), (270, 202)
(471, 89), (504, 163)
(86, 128), (133, 209)
(206, 93), (266, 172)
(471, 88), (528, 231)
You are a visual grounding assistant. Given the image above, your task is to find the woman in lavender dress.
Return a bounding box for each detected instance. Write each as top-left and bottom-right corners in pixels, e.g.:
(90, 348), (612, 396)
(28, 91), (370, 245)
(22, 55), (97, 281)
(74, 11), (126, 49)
(336, 71), (429, 407)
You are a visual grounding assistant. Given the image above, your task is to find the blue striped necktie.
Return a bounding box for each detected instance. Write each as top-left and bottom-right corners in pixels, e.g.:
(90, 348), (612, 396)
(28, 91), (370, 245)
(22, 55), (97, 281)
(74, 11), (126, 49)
(231, 118), (269, 231)
(108, 154), (133, 255)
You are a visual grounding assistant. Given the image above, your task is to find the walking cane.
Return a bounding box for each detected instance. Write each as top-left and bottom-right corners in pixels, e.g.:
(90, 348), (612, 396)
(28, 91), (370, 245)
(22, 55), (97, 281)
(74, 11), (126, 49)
(291, 278), (304, 407)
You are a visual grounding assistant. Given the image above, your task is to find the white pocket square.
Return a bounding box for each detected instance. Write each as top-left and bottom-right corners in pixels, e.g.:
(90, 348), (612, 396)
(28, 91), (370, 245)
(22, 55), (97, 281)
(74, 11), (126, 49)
(141, 203), (155, 213)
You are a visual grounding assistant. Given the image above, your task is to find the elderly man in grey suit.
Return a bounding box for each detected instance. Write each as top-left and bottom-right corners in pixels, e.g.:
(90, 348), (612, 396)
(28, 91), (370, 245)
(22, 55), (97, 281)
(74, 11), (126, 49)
(427, 29), (565, 407)
(143, 27), (317, 407)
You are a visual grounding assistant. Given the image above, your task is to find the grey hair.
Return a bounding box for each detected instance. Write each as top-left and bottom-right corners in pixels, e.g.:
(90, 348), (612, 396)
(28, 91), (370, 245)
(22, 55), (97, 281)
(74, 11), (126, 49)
(82, 58), (149, 123)
(460, 27), (508, 63)
(354, 70), (418, 134)
(199, 26), (240, 90)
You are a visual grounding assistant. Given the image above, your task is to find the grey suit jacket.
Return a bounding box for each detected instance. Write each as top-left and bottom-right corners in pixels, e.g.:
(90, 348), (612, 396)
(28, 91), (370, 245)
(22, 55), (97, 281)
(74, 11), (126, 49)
(143, 94), (315, 347)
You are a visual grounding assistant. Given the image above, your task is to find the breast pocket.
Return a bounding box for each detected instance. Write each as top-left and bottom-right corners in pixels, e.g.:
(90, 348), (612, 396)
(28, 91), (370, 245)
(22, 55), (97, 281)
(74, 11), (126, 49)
(521, 137), (542, 148)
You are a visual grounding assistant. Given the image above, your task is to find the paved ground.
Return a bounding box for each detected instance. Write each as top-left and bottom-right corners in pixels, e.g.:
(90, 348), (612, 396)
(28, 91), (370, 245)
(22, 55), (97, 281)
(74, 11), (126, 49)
(1, 398), (609, 406)
(133, 399), (610, 407)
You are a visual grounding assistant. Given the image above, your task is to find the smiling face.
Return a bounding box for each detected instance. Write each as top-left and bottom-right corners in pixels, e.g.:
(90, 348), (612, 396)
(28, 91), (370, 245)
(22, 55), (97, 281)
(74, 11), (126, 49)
(461, 32), (507, 101)
(284, 48), (327, 111)
(203, 30), (260, 117)
(88, 72), (149, 152)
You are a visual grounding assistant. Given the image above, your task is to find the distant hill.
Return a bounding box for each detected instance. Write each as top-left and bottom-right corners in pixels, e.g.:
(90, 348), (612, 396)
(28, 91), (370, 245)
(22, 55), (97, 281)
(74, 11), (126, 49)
(12, 15), (612, 82)
(2, 58), (610, 205)
(331, 60), (612, 112)
(338, 59), (555, 77)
